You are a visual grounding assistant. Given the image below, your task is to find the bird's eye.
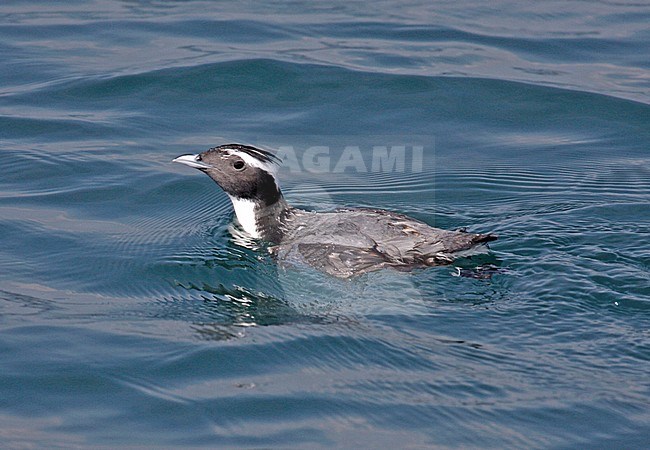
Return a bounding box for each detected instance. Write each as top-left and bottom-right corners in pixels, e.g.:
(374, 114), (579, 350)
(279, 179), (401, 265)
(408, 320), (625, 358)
(233, 160), (245, 171)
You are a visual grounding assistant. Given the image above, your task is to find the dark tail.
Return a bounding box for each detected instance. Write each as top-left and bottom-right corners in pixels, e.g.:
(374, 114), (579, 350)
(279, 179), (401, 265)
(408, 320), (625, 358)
(474, 233), (498, 244)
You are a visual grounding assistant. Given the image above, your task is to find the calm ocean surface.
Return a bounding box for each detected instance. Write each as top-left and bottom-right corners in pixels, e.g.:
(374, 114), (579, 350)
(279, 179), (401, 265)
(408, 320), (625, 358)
(1, 1), (649, 448)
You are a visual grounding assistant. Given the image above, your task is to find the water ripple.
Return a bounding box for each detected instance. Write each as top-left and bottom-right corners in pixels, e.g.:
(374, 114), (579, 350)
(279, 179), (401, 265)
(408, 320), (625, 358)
(1, 4), (650, 446)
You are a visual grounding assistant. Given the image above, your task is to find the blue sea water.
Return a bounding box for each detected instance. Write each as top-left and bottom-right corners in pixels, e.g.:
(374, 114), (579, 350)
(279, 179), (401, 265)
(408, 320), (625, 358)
(1, 1), (650, 448)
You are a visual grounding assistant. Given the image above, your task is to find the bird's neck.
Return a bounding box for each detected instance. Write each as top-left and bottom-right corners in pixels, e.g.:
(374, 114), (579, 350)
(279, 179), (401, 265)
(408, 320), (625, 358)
(228, 194), (290, 243)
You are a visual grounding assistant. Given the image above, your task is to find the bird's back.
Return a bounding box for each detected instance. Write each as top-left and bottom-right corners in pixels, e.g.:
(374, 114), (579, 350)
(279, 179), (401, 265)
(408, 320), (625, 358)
(274, 208), (496, 277)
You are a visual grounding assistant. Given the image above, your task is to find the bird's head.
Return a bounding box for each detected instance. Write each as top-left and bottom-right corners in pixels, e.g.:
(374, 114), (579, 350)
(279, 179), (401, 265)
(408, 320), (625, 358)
(173, 144), (283, 206)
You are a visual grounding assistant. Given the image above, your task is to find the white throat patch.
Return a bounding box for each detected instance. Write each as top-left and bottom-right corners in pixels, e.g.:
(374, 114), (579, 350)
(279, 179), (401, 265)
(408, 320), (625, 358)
(228, 195), (260, 238)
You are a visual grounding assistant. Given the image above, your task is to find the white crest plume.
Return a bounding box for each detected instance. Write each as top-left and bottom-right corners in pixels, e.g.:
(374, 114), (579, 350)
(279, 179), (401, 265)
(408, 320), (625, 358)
(220, 144), (281, 175)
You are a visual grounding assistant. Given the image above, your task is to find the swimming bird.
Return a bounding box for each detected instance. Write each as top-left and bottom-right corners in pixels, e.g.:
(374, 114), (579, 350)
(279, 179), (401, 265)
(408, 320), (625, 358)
(173, 144), (497, 278)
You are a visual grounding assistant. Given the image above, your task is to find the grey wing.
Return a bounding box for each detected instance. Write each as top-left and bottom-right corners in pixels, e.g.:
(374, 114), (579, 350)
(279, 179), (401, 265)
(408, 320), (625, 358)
(373, 218), (498, 264)
(274, 242), (391, 278)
